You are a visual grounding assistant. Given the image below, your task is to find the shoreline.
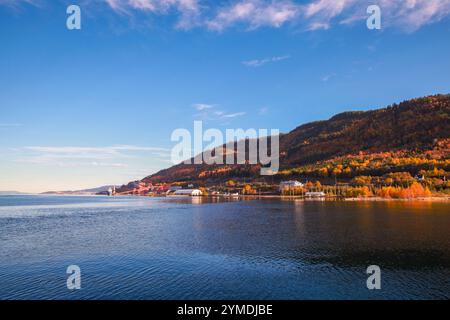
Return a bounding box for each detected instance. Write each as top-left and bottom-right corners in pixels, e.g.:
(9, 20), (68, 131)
(237, 195), (450, 202)
(7, 193), (450, 202)
(342, 196), (450, 202)
(164, 194), (450, 202)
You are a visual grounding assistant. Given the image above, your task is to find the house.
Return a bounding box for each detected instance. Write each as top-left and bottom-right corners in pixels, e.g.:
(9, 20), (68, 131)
(279, 180), (304, 191)
(173, 189), (203, 197)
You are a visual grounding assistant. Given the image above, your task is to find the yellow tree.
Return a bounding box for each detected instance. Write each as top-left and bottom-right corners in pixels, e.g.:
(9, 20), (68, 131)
(242, 184), (256, 195)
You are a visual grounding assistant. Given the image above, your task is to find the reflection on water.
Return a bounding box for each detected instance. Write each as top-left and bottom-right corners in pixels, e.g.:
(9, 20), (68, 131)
(0, 195), (449, 300)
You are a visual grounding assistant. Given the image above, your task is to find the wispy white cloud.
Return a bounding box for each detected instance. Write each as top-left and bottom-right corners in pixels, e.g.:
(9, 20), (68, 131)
(0, 0), (39, 6)
(379, 0), (450, 32)
(303, 0), (356, 30)
(17, 145), (170, 167)
(206, 0), (299, 31)
(321, 72), (336, 82)
(105, 0), (201, 29)
(242, 55), (290, 67)
(222, 112), (246, 118)
(192, 103), (246, 120)
(305, 21), (330, 31)
(90, 161), (129, 168)
(16, 157), (129, 168)
(198, 0), (450, 32)
(193, 103), (214, 111)
(303, 0), (450, 32)
(2, 0), (450, 32)
(24, 145), (169, 155)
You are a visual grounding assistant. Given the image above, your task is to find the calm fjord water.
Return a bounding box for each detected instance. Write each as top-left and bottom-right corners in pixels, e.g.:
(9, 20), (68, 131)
(0, 195), (449, 300)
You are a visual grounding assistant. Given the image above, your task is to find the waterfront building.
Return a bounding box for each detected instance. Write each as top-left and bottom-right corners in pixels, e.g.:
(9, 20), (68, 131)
(279, 181), (304, 191)
(305, 191), (326, 198)
(173, 189), (203, 197)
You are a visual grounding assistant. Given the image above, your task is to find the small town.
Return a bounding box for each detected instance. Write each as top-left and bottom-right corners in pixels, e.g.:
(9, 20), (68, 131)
(108, 174), (448, 200)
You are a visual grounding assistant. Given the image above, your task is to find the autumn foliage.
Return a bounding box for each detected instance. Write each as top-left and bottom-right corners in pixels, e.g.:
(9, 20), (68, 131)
(376, 182), (432, 199)
(116, 95), (449, 197)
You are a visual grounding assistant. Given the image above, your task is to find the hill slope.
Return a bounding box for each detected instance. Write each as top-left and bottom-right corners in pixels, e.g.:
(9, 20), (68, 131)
(120, 94), (450, 189)
(279, 94), (449, 165)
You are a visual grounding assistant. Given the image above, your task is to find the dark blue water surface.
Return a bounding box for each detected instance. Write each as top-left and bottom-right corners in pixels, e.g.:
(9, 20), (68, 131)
(0, 195), (449, 300)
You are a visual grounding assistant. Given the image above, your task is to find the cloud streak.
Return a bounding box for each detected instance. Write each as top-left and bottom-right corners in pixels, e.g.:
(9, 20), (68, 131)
(17, 145), (171, 168)
(221, 112), (246, 118)
(105, 0), (201, 29)
(206, 0), (299, 31)
(0, 0), (39, 6)
(24, 145), (169, 155)
(321, 72), (336, 82)
(193, 103), (214, 111)
(2, 0), (450, 32)
(192, 103), (246, 121)
(302, 0), (450, 32)
(242, 55), (290, 67)
(200, 0), (450, 32)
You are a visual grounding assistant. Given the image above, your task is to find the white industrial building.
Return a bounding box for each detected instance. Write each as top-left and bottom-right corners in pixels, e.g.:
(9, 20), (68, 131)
(173, 189), (203, 197)
(305, 191), (326, 198)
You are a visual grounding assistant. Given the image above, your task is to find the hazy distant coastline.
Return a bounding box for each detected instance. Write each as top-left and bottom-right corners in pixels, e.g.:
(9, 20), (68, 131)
(0, 191), (32, 195)
(41, 185), (118, 196)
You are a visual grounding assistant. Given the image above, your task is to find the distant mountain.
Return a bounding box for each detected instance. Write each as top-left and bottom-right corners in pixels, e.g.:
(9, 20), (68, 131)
(117, 94), (450, 190)
(42, 185), (117, 195)
(0, 191), (30, 195)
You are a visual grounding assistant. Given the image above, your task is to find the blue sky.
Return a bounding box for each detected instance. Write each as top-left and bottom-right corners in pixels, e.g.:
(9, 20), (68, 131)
(1, 0), (450, 192)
